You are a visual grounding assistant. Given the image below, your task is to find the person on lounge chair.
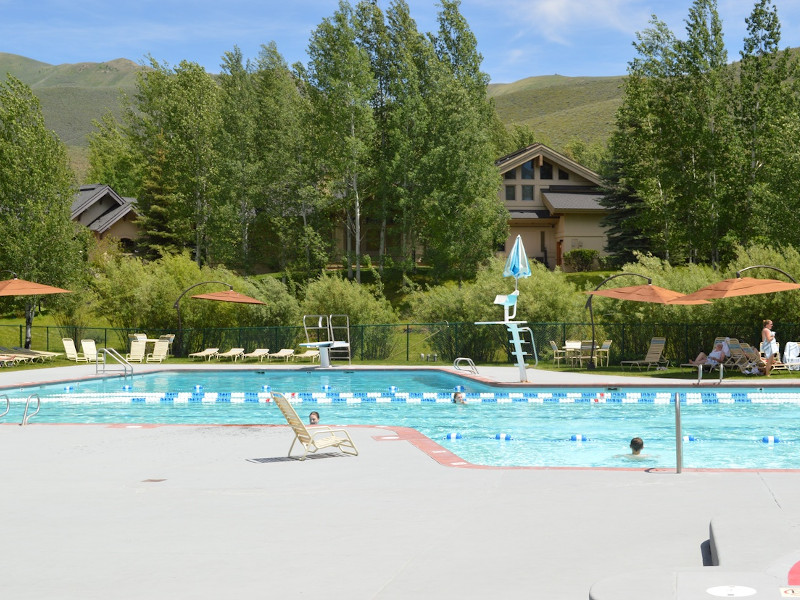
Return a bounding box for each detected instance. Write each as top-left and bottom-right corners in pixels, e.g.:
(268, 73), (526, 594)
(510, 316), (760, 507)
(689, 343), (725, 366)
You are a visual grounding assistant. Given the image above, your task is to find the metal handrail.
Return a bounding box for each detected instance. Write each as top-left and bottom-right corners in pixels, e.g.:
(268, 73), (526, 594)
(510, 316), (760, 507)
(97, 348), (133, 376)
(453, 357), (478, 375)
(21, 394), (40, 426)
(519, 326), (538, 367)
(0, 394), (9, 420)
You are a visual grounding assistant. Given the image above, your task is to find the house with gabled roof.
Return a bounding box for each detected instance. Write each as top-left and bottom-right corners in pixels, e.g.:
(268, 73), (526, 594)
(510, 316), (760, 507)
(71, 184), (139, 251)
(496, 143), (608, 270)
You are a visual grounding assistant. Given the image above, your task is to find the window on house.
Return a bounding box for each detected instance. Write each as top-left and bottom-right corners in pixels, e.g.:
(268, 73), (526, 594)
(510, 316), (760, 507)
(521, 185), (534, 201)
(504, 169), (516, 179)
(540, 161), (553, 179)
(505, 185), (516, 201)
(558, 168), (570, 180)
(520, 160), (534, 179)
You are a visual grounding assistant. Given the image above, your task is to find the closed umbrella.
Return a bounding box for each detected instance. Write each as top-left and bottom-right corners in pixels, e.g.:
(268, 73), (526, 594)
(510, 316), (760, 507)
(503, 235), (531, 292)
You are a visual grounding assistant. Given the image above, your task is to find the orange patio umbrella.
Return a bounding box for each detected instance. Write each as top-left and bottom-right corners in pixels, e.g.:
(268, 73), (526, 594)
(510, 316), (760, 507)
(190, 289), (265, 305)
(0, 276), (72, 296)
(678, 277), (800, 302)
(587, 284), (710, 305)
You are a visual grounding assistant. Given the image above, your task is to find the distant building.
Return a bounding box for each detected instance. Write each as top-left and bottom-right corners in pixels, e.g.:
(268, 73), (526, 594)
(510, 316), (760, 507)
(496, 143), (608, 270)
(71, 184), (139, 251)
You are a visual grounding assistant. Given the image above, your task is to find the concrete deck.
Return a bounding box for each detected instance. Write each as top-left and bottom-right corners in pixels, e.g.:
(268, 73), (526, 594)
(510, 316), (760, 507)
(2, 364), (800, 599)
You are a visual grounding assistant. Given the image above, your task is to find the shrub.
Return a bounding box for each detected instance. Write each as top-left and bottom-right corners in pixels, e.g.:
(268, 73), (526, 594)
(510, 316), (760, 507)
(564, 249), (599, 272)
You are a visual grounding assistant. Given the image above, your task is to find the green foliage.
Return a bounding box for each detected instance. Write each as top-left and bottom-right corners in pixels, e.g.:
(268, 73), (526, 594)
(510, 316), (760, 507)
(90, 252), (299, 332)
(300, 273), (395, 325)
(563, 249), (599, 272)
(0, 75), (89, 345)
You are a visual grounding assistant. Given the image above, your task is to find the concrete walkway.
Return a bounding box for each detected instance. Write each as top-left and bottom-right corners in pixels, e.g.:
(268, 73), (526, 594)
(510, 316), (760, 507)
(1, 364), (799, 599)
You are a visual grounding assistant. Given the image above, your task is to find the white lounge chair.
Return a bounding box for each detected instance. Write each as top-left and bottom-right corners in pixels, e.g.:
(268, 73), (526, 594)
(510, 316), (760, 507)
(268, 349), (295, 362)
(188, 348), (219, 361)
(293, 349), (319, 363)
(241, 348), (270, 362)
(62, 338), (88, 362)
(216, 347), (245, 361)
(126, 340), (146, 363)
(146, 340), (169, 363)
(271, 392), (358, 460)
(80, 339), (101, 363)
(620, 337), (668, 370)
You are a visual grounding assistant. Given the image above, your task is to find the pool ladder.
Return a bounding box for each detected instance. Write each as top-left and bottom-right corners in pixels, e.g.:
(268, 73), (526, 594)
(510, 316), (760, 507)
(97, 348), (133, 376)
(21, 394), (40, 426)
(454, 357), (478, 375)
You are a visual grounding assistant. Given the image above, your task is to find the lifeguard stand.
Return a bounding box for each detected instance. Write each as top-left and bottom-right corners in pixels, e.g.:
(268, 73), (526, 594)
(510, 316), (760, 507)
(302, 314), (351, 365)
(475, 290), (536, 382)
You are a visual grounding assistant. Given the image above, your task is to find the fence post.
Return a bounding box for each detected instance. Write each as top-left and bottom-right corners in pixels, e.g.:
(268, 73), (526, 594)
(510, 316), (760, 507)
(406, 324), (410, 362)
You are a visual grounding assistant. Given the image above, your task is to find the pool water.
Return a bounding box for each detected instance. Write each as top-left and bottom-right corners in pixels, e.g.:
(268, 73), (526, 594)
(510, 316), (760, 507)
(2, 370), (799, 469)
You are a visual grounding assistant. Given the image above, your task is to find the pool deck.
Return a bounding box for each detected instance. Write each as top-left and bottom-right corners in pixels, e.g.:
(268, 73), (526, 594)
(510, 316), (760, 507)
(2, 363), (800, 599)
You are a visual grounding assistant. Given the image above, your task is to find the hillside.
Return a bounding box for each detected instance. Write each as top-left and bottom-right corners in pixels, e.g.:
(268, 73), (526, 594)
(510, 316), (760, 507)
(488, 75), (624, 149)
(0, 52), (626, 179)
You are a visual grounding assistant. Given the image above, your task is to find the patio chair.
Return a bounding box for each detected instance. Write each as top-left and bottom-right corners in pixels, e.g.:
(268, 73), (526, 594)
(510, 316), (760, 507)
(19, 348), (62, 361)
(188, 348), (219, 361)
(595, 340), (613, 367)
(294, 349), (320, 363)
(62, 338), (88, 362)
(241, 348), (270, 362)
(126, 340), (146, 363)
(783, 341), (800, 371)
(549, 341), (566, 367)
(146, 340), (170, 363)
(268, 349), (295, 362)
(620, 337), (668, 370)
(271, 391), (358, 460)
(574, 340), (596, 367)
(726, 339), (754, 371)
(216, 347), (245, 361)
(80, 339), (101, 363)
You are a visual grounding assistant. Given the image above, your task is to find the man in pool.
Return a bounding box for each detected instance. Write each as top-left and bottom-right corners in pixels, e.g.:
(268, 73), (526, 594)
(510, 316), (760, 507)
(630, 437), (644, 456)
(309, 411), (320, 425)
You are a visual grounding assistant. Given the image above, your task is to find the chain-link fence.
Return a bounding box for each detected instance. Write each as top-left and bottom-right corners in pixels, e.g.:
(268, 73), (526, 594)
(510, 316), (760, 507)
(0, 321), (788, 365)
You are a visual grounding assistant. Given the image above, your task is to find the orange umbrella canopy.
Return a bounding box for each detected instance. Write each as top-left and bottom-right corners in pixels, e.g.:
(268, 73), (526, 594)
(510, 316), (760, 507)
(0, 277), (72, 296)
(586, 284), (710, 305)
(679, 277), (800, 302)
(190, 289), (265, 304)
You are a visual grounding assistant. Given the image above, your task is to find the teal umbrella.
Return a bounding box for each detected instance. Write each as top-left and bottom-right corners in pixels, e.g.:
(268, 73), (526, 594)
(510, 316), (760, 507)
(503, 235), (531, 291)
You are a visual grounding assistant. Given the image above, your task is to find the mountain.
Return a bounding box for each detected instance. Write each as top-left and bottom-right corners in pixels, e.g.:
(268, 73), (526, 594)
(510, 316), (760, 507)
(0, 52), (626, 178)
(488, 75), (624, 149)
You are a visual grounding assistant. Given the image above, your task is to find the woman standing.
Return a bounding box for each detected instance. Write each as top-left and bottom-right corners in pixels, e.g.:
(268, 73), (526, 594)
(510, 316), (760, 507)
(761, 319), (778, 376)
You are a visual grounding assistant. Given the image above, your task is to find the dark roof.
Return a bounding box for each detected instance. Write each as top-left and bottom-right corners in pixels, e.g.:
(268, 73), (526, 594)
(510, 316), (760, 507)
(508, 209), (555, 220)
(88, 202), (136, 234)
(542, 191), (607, 212)
(71, 184), (139, 234)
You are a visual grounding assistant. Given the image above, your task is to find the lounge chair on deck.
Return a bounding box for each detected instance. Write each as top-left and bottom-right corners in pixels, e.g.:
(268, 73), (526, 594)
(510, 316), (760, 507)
(216, 347), (245, 361)
(126, 340), (146, 363)
(81, 339), (101, 363)
(293, 349), (320, 363)
(268, 349), (295, 362)
(620, 337), (668, 370)
(188, 348), (219, 361)
(1, 347), (44, 362)
(242, 348), (270, 362)
(271, 392), (358, 460)
(146, 340), (169, 363)
(62, 338), (88, 362)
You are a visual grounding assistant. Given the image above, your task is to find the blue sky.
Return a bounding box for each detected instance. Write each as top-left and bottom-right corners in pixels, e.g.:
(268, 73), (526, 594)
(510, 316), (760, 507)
(2, 0), (800, 83)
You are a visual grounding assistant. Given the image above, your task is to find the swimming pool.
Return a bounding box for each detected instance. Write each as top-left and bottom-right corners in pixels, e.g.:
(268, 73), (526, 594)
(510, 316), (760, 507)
(2, 369), (799, 469)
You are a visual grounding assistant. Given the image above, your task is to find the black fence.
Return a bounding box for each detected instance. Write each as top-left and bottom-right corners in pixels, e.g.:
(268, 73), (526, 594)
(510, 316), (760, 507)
(0, 321), (787, 366)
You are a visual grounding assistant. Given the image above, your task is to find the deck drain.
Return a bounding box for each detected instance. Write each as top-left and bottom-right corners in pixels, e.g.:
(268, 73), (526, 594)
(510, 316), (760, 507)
(142, 479), (167, 483)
